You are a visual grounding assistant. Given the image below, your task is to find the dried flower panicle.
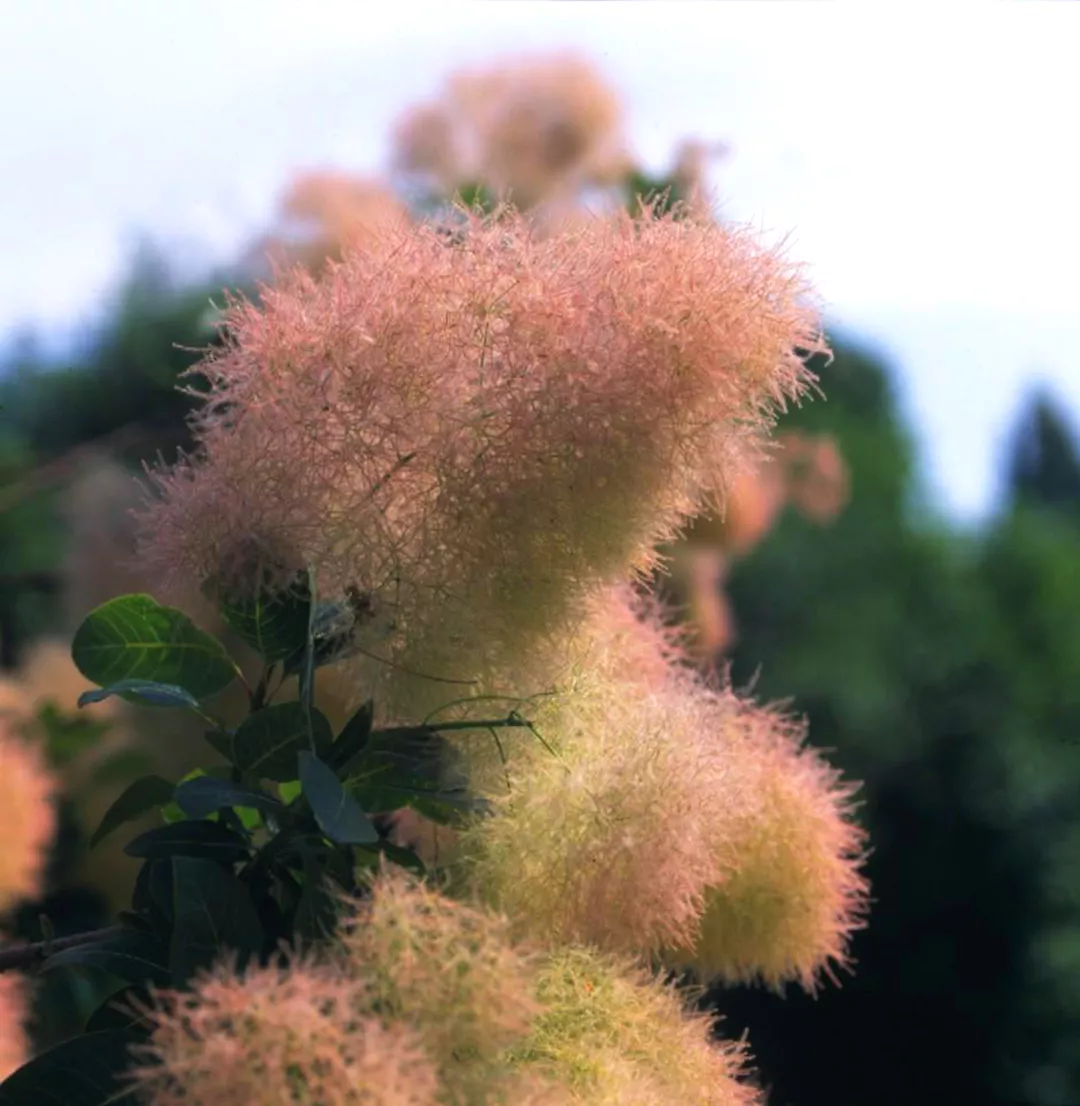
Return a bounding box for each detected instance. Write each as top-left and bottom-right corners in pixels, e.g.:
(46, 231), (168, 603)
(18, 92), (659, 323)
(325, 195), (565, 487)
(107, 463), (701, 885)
(459, 665), (734, 955)
(513, 946), (760, 1106)
(131, 876), (770, 1105)
(133, 957), (439, 1106)
(136, 205), (823, 717)
(0, 721), (56, 913)
(338, 870), (541, 1101)
(460, 587), (869, 990)
(680, 703), (870, 993)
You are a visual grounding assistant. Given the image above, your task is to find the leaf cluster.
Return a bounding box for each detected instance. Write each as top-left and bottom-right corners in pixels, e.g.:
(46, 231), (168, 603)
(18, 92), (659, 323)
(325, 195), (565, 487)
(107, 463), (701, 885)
(0, 577), (511, 1105)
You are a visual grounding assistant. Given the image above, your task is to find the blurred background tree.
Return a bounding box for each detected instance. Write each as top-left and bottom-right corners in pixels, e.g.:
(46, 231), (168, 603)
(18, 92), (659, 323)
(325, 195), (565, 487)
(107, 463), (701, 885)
(1, 47), (1079, 1106)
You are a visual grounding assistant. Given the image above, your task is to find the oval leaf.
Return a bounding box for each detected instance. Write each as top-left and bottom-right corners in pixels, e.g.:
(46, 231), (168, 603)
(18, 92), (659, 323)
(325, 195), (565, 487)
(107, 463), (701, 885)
(84, 985), (154, 1034)
(79, 679), (201, 711)
(345, 727), (476, 824)
(90, 775), (176, 849)
(328, 699), (374, 769)
(125, 820), (250, 864)
(42, 930), (171, 988)
(132, 858), (174, 924)
(72, 594), (237, 702)
(174, 776), (284, 820)
(214, 570), (312, 664)
(203, 728), (236, 764)
(293, 856), (341, 944)
(232, 702), (332, 782)
(299, 750), (379, 845)
(0, 1028), (143, 1105)
(170, 856), (265, 987)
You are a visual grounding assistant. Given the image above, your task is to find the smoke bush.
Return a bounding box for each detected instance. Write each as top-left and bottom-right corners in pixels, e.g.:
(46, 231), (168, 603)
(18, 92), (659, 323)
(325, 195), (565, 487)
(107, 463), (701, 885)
(459, 586), (868, 987)
(133, 957), (440, 1106)
(135, 203), (824, 717)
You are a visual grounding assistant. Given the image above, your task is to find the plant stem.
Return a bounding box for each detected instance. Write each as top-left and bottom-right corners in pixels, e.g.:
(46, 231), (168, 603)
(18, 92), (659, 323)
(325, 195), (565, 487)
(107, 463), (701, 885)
(0, 924), (125, 974)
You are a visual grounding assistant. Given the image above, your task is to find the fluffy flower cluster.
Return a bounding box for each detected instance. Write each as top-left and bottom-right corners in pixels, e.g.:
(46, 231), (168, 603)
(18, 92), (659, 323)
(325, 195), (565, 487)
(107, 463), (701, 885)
(136, 204), (823, 717)
(392, 53), (630, 209)
(132, 957), (439, 1106)
(515, 945), (758, 1106)
(135, 872), (761, 1106)
(459, 585), (869, 991)
(0, 720), (56, 914)
(336, 870), (542, 1101)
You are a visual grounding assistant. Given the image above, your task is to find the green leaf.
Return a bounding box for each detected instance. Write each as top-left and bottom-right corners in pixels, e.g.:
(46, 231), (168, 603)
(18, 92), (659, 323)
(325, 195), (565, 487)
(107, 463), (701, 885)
(345, 726), (480, 825)
(279, 779), (303, 804)
(232, 702), (332, 782)
(293, 857), (340, 944)
(174, 777), (283, 820)
(89, 775), (175, 848)
(125, 820), (250, 865)
(84, 986), (153, 1033)
(213, 569), (312, 664)
(169, 857), (265, 987)
(78, 679), (201, 711)
(299, 751), (379, 845)
(328, 699), (374, 770)
(132, 858), (174, 923)
(0, 1028), (143, 1105)
(298, 568), (319, 743)
(72, 594), (237, 702)
(42, 931), (170, 988)
(203, 728), (235, 763)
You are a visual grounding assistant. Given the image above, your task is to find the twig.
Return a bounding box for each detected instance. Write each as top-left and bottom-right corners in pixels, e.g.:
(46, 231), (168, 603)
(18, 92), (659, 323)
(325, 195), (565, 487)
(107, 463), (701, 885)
(0, 924), (125, 974)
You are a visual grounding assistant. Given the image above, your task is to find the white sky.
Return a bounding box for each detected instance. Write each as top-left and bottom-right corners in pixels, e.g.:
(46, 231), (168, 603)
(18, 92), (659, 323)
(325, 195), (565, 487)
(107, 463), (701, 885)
(1, 1), (1078, 520)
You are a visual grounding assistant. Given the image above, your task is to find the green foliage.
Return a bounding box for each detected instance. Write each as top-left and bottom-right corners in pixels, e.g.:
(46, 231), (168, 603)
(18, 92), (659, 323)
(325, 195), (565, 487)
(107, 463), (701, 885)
(71, 594), (238, 702)
(173, 776), (284, 820)
(1007, 391), (1080, 520)
(90, 775), (176, 848)
(299, 750), (380, 846)
(0, 577), (529, 1101)
(0, 1030), (144, 1106)
(230, 702), (333, 781)
(210, 566), (312, 664)
(78, 679), (202, 712)
(169, 857), (265, 987)
(42, 930), (172, 988)
(700, 334), (1080, 1106)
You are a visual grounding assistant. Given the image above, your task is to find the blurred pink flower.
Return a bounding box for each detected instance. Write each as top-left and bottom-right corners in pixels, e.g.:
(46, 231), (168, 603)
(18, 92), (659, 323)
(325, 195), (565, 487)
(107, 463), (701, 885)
(0, 968), (28, 1081)
(0, 722), (56, 913)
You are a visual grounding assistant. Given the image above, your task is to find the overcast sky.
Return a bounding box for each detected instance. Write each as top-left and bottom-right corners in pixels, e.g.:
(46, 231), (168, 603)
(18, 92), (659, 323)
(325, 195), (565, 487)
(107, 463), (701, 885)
(1, 1), (1078, 521)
